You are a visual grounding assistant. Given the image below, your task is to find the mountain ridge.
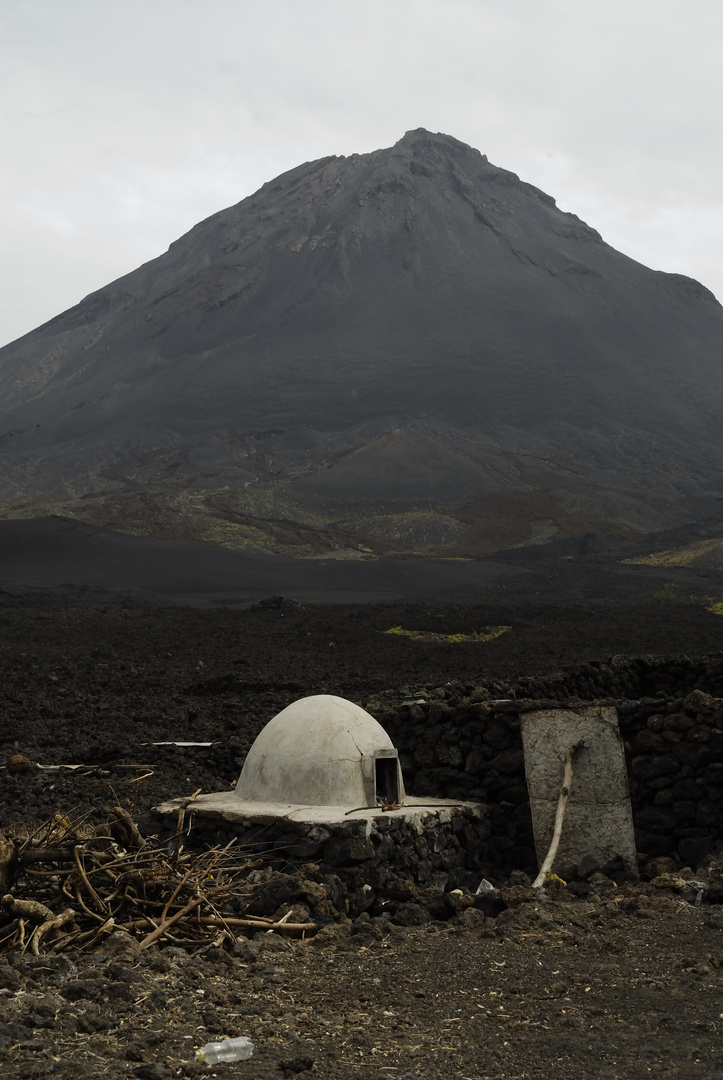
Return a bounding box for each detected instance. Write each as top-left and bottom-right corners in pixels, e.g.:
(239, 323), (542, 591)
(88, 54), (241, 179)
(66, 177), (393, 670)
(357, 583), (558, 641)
(1, 128), (721, 558)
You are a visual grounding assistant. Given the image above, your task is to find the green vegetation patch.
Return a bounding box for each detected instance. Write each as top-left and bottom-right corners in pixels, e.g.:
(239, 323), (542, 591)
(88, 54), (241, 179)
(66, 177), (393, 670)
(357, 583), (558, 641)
(342, 510), (468, 552)
(206, 485), (332, 530)
(384, 625), (510, 645)
(199, 518), (281, 554)
(707, 601), (723, 616)
(652, 582), (677, 604)
(623, 538), (723, 570)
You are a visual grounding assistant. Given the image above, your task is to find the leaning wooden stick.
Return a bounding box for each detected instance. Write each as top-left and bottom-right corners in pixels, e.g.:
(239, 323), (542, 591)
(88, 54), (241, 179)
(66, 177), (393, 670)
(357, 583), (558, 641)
(532, 741), (582, 889)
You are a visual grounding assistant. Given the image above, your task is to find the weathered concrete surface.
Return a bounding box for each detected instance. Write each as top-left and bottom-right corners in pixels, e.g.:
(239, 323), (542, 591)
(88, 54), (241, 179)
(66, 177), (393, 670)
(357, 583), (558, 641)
(154, 693), (486, 890)
(521, 706), (638, 879)
(153, 790), (473, 827)
(234, 694), (405, 808)
(150, 794), (489, 896)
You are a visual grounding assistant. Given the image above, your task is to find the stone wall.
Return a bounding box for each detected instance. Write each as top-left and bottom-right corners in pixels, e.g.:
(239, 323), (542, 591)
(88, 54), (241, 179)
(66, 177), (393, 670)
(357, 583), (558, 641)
(159, 803), (490, 918)
(365, 653), (723, 872)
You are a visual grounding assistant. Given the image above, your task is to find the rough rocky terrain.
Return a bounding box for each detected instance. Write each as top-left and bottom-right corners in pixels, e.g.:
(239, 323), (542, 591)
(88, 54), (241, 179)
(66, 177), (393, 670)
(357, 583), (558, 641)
(2, 895), (723, 1080)
(2, 563), (723, 1078)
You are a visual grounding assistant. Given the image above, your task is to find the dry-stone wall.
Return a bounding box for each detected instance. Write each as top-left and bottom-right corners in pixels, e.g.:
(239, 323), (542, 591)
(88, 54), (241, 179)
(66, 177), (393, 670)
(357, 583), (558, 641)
(365, 653), (723, 873)
(170, 803), (489, 918)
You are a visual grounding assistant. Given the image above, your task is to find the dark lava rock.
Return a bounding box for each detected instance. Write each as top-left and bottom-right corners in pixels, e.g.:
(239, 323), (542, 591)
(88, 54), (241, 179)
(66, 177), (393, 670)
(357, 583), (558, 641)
(678, 836), (714, 866)
(60, 980), (100, 1002)
(244, 873), (302, 918)
(500, 885), (536, 908)
(391, 902), (431, 927)
(566, 881), (594, 899)
(279, 1056), (315, 1076)
(5, 753), (36, 774)
(133, 1065), (173, 1080)
(505, 870), (532, 887)
(1, 1021), (33, 1046)
(576, 854), (602, 880)
(0, 963), (22, 991)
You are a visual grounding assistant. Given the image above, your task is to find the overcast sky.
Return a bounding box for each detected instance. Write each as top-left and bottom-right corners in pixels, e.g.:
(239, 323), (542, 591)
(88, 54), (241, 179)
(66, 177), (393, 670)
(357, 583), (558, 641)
(1, 0), (721, 348)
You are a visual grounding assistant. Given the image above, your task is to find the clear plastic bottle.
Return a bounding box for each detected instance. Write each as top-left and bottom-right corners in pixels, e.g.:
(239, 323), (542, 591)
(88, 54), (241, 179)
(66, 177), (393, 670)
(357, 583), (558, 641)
(195, 1036), (254, 1064)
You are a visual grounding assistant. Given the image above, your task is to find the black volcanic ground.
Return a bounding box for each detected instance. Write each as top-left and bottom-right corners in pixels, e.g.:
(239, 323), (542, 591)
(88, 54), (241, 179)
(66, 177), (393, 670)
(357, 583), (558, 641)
(0, 128), (722, 566)
(0, 515), (528, 606)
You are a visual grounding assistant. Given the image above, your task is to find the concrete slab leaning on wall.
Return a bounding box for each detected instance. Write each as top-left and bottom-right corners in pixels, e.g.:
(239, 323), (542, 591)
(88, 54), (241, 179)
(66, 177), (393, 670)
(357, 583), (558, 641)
(521, 705), (638, 880)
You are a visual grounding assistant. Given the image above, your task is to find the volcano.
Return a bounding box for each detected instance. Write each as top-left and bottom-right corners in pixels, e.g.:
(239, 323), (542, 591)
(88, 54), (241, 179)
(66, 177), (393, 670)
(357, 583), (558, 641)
(1, 128), (722, 558)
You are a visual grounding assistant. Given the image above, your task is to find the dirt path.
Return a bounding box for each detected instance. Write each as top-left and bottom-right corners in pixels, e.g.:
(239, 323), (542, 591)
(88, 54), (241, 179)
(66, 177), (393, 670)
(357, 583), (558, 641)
(1, 899), (722, 1079)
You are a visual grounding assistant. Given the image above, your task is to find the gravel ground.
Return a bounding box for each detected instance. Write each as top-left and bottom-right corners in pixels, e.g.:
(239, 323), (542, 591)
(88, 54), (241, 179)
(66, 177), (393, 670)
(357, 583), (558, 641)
(3, 585), (723, 1078)
(2, 888), (723, 1080)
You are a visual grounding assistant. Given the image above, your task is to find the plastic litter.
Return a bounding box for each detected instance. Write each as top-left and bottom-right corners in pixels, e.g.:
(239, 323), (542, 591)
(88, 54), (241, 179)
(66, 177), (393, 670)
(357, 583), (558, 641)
(475, 878), (496, 896)
(195, 1036), (254, 1064)
(685, 880), (707, 907)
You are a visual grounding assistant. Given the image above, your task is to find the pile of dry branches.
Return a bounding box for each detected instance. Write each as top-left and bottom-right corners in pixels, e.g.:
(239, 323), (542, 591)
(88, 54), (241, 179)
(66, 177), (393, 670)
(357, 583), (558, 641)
(0, 806), (317, 956)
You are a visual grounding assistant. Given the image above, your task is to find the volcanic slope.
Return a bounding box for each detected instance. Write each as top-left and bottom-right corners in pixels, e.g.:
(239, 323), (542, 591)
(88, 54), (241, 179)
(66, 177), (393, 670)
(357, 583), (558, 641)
(1, 128), (722, 556)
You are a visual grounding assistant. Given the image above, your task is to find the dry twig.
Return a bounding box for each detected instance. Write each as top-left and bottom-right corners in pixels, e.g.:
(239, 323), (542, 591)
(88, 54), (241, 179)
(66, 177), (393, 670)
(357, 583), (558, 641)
(0, 808), (316, 955)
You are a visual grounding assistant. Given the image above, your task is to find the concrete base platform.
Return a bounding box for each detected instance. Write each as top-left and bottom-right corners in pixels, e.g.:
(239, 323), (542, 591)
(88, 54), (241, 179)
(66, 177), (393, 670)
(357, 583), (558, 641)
(153, 791), (473, 827)
(151, 793), (490, 892)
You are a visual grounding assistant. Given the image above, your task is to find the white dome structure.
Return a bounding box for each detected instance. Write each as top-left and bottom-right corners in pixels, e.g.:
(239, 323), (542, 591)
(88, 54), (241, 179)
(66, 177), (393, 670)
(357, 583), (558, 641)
(234, 694), (405, 808)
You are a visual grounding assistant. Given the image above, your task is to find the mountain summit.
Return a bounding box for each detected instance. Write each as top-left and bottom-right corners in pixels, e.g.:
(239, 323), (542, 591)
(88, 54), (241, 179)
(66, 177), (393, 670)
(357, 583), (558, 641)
(1, 129), (722, 557)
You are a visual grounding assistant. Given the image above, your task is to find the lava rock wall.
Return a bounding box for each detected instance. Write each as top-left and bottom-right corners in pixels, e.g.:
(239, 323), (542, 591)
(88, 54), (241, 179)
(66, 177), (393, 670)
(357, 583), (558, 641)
(366, 653), (723, 872)
(153, 803), (489, 920)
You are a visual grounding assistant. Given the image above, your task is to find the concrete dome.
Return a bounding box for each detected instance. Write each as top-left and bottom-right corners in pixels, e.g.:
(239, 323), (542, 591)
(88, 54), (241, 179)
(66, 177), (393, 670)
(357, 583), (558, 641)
(235, 694), (405, 807)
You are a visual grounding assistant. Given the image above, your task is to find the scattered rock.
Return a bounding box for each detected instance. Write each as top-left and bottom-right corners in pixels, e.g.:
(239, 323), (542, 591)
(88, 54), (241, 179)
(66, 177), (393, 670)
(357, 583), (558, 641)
(576, 854), (602, 879)
(133, 1064), (173, 1080)
(5, 753), (36, 774)
(0, 963), (22, 991)
(232, 939), (260, 962)
(500, 885), (536, 908)
(279, 1055), (315, 1076)
(391, 902), (431, 927)
(98, 930), (142, 960)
